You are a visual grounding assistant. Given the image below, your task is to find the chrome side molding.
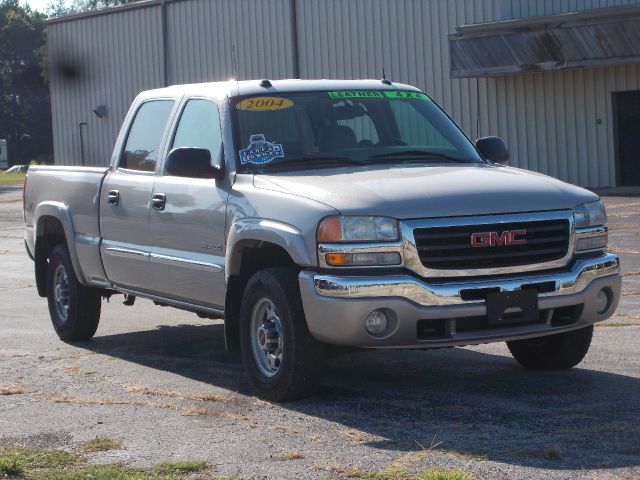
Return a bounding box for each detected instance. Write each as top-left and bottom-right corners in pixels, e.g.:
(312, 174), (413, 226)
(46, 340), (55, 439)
(104, 246), (149, 258)
(149, 252), (223, 272)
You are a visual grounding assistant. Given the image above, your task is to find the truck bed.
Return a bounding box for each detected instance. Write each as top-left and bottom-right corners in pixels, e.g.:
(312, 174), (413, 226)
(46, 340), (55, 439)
(24, 166), (110, 287)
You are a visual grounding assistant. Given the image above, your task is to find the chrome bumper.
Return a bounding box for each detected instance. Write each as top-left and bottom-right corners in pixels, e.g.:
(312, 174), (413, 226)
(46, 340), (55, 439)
(313, 252), (619, 307)
(298, 252), (621, 348)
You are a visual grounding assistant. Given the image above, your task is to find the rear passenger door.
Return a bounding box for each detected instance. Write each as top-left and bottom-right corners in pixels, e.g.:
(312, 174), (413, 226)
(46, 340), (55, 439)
(100, 99), (175, 291)
(148, 98), (228, 308)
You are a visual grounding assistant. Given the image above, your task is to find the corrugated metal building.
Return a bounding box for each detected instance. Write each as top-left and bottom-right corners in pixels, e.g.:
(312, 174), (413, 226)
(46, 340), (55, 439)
(47, 0), (640, 187)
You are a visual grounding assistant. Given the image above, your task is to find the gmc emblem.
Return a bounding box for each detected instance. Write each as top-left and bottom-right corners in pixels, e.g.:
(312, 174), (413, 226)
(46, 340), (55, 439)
(471, 229), (527, 248)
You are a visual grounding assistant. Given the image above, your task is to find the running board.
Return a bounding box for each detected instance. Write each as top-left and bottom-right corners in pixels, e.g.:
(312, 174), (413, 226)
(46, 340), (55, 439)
(113, 286), (224, 319)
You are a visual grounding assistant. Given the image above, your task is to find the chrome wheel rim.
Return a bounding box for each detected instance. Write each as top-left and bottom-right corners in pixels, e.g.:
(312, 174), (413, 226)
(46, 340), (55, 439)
(53, 264), (70, 322)
(250, 297), (283, 378)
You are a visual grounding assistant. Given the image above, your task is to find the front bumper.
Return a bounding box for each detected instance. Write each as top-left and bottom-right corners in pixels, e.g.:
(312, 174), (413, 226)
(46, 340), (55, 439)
(299, 252), (621, 348)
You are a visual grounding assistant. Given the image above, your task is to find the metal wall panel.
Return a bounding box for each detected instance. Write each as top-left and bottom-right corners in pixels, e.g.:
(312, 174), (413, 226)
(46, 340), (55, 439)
(498, 0), (640, 20)
(47, 0), (639, 186)
(296, 0), (639, 187)
(166, 0), (295, 84)
(48, 4), (163, 166)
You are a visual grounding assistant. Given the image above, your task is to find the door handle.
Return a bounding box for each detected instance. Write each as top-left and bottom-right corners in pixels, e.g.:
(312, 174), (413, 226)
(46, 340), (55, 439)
(107, 190), (119, 206)
(152, 193), (166, 211)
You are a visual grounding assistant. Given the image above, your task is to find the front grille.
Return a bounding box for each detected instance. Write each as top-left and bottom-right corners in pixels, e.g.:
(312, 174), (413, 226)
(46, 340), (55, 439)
(413, 218), (569, 270)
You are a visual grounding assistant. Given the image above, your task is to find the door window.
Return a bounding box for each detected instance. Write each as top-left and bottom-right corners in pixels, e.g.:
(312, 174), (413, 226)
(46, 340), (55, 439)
(120, 100), (175, 172)
(171, 99), (223, 167)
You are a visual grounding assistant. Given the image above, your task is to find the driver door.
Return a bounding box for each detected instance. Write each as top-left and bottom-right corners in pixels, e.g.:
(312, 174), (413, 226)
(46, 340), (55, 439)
(148, 98), (228, 308)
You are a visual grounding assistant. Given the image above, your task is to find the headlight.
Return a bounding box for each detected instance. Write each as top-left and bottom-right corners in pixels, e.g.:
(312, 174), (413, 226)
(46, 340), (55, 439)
(573, 200), (607, 228)
(318, 216), (399, 242)
(574, 200), (608, 252)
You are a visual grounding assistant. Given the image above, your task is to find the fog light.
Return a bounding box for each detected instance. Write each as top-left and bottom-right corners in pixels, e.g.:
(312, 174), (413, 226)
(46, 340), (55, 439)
(365, 310), (388, 336)
(595, 288), (611, 314)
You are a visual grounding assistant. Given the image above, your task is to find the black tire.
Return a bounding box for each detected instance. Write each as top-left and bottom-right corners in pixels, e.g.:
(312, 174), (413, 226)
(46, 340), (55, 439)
(46, 244), (101, 341)
(507, 325), (593, 370)
(239, 268), (325, 401)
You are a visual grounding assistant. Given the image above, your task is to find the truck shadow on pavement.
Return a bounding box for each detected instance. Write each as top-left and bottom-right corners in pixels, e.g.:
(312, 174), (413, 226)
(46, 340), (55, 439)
(81, 322), (640, 471)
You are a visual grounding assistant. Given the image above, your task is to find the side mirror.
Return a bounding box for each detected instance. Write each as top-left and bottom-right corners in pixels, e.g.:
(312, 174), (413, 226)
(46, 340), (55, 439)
(165, 147), (224, 179)
(476, 136), (509, 164)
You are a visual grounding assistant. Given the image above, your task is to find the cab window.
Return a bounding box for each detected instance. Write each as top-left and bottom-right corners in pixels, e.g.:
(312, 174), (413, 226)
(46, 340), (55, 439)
(120, 100), (174, 172)
(171, 99), (223, 167)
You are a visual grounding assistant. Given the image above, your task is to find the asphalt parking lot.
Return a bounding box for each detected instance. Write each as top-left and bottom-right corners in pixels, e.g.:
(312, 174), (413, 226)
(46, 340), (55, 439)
(1, 189), (639, 479)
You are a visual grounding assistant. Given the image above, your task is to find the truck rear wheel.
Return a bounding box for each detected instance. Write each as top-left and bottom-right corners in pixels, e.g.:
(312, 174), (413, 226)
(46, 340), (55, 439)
(507, 325), (593, 370)
(46, 244), (101, 341)
(239, 268), (325, 401)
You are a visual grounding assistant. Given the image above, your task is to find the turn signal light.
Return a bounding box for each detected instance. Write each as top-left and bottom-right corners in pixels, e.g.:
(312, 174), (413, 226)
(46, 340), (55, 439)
(325, 253), (348, 266)
(325, 252), (401, 267)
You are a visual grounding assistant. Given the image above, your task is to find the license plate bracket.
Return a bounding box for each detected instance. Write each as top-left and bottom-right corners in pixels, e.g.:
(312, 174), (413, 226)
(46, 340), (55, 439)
(486, 289), (539, 326)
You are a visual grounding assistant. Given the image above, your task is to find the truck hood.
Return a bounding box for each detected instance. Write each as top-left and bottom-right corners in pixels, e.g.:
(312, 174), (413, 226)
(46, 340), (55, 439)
(254, 163), (598, 219)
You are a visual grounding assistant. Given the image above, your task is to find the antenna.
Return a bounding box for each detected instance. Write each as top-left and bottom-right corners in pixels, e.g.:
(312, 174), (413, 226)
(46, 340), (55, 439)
(381, 67), (392, 85)
(231, 43), (240, 95)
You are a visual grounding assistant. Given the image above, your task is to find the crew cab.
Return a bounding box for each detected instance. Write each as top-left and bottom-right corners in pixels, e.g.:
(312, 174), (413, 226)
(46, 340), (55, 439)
(24, 79), (621, 400)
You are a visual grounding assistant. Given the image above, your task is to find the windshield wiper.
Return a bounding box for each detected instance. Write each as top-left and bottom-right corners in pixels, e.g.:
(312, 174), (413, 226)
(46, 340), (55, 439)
(255, 155), (373, 172)
(371, 150), (469, 163)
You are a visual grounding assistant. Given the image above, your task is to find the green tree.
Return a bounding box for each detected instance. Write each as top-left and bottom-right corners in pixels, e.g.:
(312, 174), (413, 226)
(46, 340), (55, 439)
(0, 0), (52, 165)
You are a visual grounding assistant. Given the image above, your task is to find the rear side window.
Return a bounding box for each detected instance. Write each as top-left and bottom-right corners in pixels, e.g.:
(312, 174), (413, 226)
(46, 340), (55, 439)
(171, 99), (223, 166)
(120, 100), (174, 171)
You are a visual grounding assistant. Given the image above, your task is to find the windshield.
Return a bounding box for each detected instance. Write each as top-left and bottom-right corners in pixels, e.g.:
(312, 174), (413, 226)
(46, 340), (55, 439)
(232, 90), (482, 172)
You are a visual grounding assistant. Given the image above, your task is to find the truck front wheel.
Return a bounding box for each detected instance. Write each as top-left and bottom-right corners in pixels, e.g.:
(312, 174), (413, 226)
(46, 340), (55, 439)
(239, 268), (325, 401)
(507, 325), (593, 370)
(46, 244), (101, 341)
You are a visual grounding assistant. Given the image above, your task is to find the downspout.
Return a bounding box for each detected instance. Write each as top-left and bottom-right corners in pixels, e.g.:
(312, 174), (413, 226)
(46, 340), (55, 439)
(79, 122), (87, 166)
(161, 0), (168, 87)
(289, 0), (300, 78)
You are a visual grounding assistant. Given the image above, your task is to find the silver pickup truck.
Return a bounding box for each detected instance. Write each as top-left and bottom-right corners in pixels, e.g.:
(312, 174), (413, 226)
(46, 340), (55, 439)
(24, 79), (621, 400)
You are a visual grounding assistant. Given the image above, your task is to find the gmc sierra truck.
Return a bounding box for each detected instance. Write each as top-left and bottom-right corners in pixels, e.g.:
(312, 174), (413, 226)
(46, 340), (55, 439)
(24, 79), (621, 401)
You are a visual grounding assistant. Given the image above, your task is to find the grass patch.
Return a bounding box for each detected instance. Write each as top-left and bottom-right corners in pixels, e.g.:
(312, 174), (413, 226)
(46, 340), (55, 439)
(0, 173), (25, 185)
(0, 447), (80, 470)
(80, 437), (122, 453)
(193, 393), (229, 402)
(0, 385), (25, 395)
(0, 446), (227, 480)
(351, 468), (475, 480)
(0, 456), (24, 477)
(272, 451), (304, 461)
(151, 460), (209, 476)
(30, 464), (146, 480)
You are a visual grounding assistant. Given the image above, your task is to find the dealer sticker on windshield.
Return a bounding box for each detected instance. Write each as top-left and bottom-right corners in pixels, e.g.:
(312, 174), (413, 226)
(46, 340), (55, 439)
(239, 134), (284, 165)
(237, 97), (294, 111)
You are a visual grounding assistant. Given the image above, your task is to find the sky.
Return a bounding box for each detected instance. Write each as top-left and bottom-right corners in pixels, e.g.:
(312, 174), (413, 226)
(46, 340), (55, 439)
(22, 0), (53, 13)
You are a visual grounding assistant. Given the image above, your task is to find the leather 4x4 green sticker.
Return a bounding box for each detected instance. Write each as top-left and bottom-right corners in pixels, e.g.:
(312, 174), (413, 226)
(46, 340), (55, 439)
(328, 91), (385, 99)
(328, 90), (429, 100)
(383, 91), (430, 100)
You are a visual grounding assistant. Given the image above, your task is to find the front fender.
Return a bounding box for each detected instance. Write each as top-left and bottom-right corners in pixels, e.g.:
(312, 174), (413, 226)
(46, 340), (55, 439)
(225, 218), (313, 281)
(34, 201), (87, 286)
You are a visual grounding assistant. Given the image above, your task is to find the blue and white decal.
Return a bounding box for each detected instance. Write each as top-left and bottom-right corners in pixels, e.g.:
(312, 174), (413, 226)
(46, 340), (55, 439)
(239, 134), (284, 165)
